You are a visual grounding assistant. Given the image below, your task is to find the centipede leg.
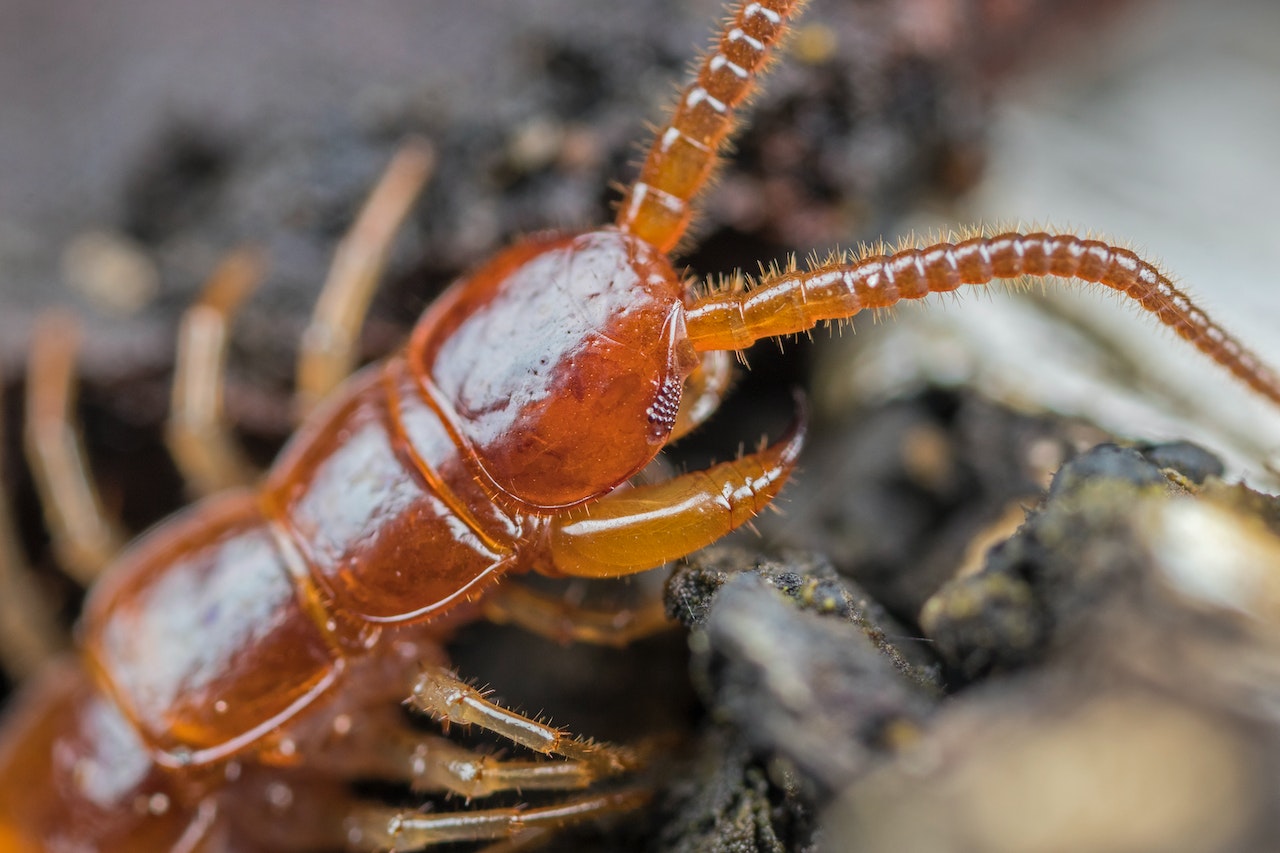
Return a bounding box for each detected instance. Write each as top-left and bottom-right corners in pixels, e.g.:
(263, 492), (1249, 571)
(23, 313), (125, 584)
(221, 767), (594, 853)
(344, 788), (651, 852)
(295, 139), (435, 419)
(408, 667), (640, 777)
(166, 249), (265, 498)
(481, 582), (673, 647)
(0, 383), (66, 678)
(473, 828), (556, 853)
(303, 708), (622, 800)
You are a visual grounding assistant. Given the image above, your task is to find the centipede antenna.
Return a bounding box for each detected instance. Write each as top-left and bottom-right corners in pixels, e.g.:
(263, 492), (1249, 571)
(684, 231), (1280, 411)
(617, 0), (806, 254)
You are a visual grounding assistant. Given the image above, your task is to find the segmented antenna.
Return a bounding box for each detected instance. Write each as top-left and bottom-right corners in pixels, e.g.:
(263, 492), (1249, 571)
(617, 0), (806, 253)
(684, 231), (1280, 408)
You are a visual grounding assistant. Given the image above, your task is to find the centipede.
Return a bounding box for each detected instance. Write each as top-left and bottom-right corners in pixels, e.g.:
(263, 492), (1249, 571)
(2, 1), (1280, 851)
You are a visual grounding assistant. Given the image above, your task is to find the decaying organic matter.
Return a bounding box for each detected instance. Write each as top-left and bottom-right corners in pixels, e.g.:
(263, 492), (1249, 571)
(669, 416), (1280, 853)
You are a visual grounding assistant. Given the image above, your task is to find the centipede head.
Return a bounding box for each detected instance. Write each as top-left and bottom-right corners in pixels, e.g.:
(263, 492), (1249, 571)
(408, 229), (695, 510)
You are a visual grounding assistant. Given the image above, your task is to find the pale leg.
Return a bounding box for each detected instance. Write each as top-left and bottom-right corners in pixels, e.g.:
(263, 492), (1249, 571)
(0, 382), (66, 677)
(23, 313), (125, 583)
(295, 139), (434, 418)
(166, 249), (265, 497)
(481, 581), (673, 648)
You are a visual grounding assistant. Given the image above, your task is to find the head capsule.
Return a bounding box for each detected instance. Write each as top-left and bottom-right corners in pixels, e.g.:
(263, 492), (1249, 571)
(409, 229), (694, 510)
